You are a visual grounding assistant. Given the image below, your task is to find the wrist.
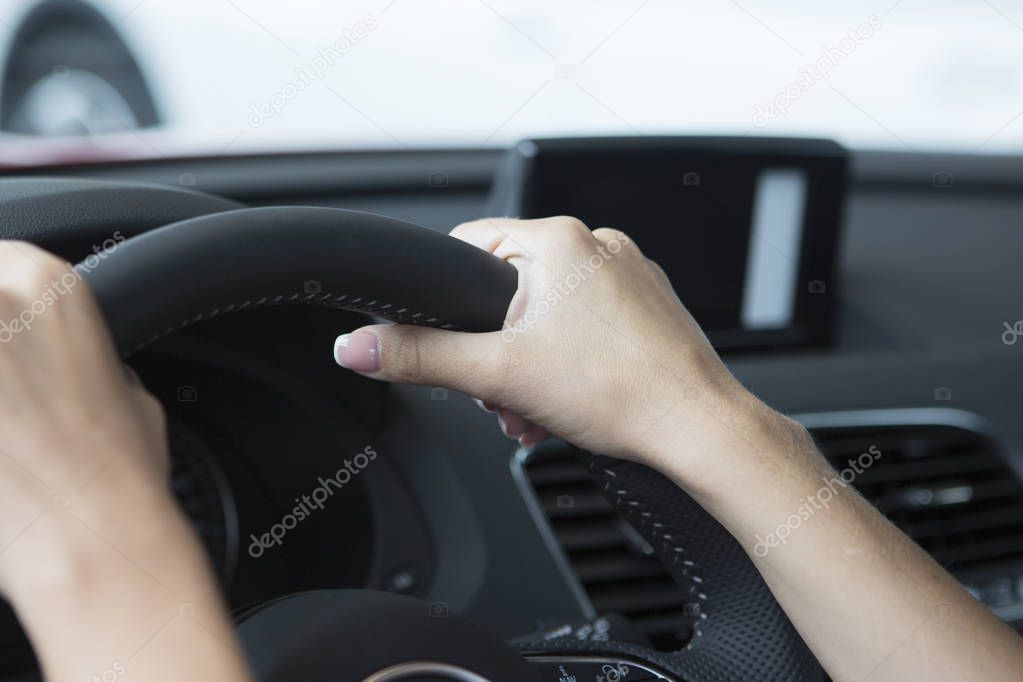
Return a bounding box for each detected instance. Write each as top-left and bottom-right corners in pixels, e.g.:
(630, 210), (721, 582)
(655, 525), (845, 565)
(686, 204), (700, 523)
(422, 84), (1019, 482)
(638, 380), (820, 509)
(2, 486), (198, 604)
(3, 490), (242, 682)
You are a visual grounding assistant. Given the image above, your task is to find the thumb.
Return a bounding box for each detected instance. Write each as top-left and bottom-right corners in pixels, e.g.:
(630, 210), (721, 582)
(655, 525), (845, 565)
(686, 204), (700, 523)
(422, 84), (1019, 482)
(333, 324), (503, 396)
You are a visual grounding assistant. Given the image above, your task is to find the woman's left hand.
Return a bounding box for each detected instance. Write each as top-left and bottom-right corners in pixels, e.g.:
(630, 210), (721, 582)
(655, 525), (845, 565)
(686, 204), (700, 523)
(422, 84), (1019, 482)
(0, 241), (171, 593)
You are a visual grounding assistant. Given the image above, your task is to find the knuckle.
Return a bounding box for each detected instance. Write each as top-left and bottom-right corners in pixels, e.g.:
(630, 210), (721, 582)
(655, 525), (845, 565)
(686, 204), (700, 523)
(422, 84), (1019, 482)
(137, 389), (168, 431)
(393, 331), (427, 383)
(592, 227), (632, 246)
(143, 390), (166, 420)
(13, 243), (68, 276)
(0, 240), (35, 260)
(549, 215), (589, 236)
(540, 216), (591, 251)
(450, 218), (486, 237)
(36, 251), (72, 278)
(0, 246), (38, 281)
(448, 220), (475, 240)
(2, 245), (74, 293)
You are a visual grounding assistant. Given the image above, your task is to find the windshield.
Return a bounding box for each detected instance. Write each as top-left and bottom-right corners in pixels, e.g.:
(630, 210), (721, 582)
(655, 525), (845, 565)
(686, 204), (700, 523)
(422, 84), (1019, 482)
(1, 0), (1020, 161)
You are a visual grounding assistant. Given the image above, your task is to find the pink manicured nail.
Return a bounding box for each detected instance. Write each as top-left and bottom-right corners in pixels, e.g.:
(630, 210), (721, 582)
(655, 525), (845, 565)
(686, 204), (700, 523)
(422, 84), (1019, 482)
(519, 425), (550, 448)
(474, 398), (497, 413)
(334, 332), (381, 373)
(498, 410), (530, 439)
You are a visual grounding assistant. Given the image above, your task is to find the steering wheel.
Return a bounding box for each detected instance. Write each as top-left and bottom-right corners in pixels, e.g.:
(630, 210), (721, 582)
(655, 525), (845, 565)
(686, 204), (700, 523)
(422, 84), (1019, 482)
(0, 178), (824, 681)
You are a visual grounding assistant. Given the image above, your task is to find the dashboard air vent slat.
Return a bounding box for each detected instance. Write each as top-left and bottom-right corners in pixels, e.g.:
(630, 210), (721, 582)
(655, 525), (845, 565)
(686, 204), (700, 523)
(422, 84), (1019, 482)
(520, 418), (1023, 648)
(810, 423), (1023, 570)
(810, 420), (1023, 619)
(523, 444), (699, 650)
(554, 519), (626, 552)
(587, 579), (694, 613)
(571, 551), (669, 583)
(906, 504), (1023, 541)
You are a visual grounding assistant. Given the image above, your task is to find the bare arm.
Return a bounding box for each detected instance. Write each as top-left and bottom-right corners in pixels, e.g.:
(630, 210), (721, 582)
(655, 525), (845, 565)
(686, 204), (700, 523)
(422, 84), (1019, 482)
(653, 397), (1023, 681)
(6, 495), (251, 682)
(333, 216), (1023, 681)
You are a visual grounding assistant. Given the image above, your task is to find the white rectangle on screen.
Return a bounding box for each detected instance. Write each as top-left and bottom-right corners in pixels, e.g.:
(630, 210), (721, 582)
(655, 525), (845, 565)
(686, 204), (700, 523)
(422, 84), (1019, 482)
(741, 169), (808, 330)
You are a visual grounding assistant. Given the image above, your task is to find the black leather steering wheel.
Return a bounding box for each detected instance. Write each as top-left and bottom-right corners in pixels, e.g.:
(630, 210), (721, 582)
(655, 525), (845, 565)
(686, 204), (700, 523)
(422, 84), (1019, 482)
(0, 178), (823, 681)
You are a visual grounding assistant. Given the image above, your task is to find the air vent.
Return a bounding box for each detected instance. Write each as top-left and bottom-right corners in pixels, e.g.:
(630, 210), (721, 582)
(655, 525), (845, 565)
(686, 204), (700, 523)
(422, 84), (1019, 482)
(521, 444), (699, 651)
(519, 415), (1023, 644)
(810, 420), (1023, 611)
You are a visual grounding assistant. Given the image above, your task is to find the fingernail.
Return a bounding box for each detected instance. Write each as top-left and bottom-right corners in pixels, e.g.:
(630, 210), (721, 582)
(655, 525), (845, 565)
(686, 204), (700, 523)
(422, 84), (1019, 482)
(498, 410), (529, 439)
(334, 332), (381, 373)
(497, 414), (513, 438)
(520, 426), (549, 449)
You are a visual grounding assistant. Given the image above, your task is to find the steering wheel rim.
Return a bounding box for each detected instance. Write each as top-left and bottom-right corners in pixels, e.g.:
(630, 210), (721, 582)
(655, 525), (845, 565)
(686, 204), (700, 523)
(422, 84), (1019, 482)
(0, 179), (823, 680)
(79, 205), (519, 355)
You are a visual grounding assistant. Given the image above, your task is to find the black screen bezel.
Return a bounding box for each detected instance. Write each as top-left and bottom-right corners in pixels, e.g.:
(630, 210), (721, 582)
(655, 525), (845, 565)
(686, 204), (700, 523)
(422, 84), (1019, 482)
(487, 136), (848, 351)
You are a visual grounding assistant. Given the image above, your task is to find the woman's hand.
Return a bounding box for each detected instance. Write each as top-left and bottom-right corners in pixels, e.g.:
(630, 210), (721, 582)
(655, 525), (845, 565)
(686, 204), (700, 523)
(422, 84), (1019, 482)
(333, 217), (1023, 682)
(0, 241), (172, 592)
(333, 216), (787, 479)
(0, 241), (252, 682)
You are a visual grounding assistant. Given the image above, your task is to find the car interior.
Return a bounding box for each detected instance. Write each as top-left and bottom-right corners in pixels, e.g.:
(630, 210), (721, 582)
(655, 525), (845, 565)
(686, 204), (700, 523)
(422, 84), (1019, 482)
(0, 2), (1022, 681)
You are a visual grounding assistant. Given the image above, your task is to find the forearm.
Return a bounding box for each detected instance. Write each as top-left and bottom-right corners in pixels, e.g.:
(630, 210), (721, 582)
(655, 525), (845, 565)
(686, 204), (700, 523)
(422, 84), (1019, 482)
(650, 395), (1023, 681)
(5, 493), (252, 682)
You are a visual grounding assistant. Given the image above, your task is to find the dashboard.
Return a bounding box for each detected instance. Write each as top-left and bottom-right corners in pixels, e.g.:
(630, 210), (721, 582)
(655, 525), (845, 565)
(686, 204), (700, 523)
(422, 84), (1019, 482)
(1, 141), (1023, 679)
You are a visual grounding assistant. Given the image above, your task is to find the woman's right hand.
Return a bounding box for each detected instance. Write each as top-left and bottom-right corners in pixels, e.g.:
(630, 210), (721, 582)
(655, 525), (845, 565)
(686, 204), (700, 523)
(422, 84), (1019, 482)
(333, 216), (791, 478)
(332, 216), (1023, 682)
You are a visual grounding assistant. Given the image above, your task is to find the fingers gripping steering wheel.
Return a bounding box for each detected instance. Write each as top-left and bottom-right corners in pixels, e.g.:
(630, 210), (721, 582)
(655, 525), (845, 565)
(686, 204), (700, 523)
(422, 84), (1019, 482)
(1, 179), (823, 681)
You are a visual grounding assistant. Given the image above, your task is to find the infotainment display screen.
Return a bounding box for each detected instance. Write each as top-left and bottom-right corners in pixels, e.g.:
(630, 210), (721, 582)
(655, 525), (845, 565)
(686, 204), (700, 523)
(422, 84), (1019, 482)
(487, 137), (847, 350)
